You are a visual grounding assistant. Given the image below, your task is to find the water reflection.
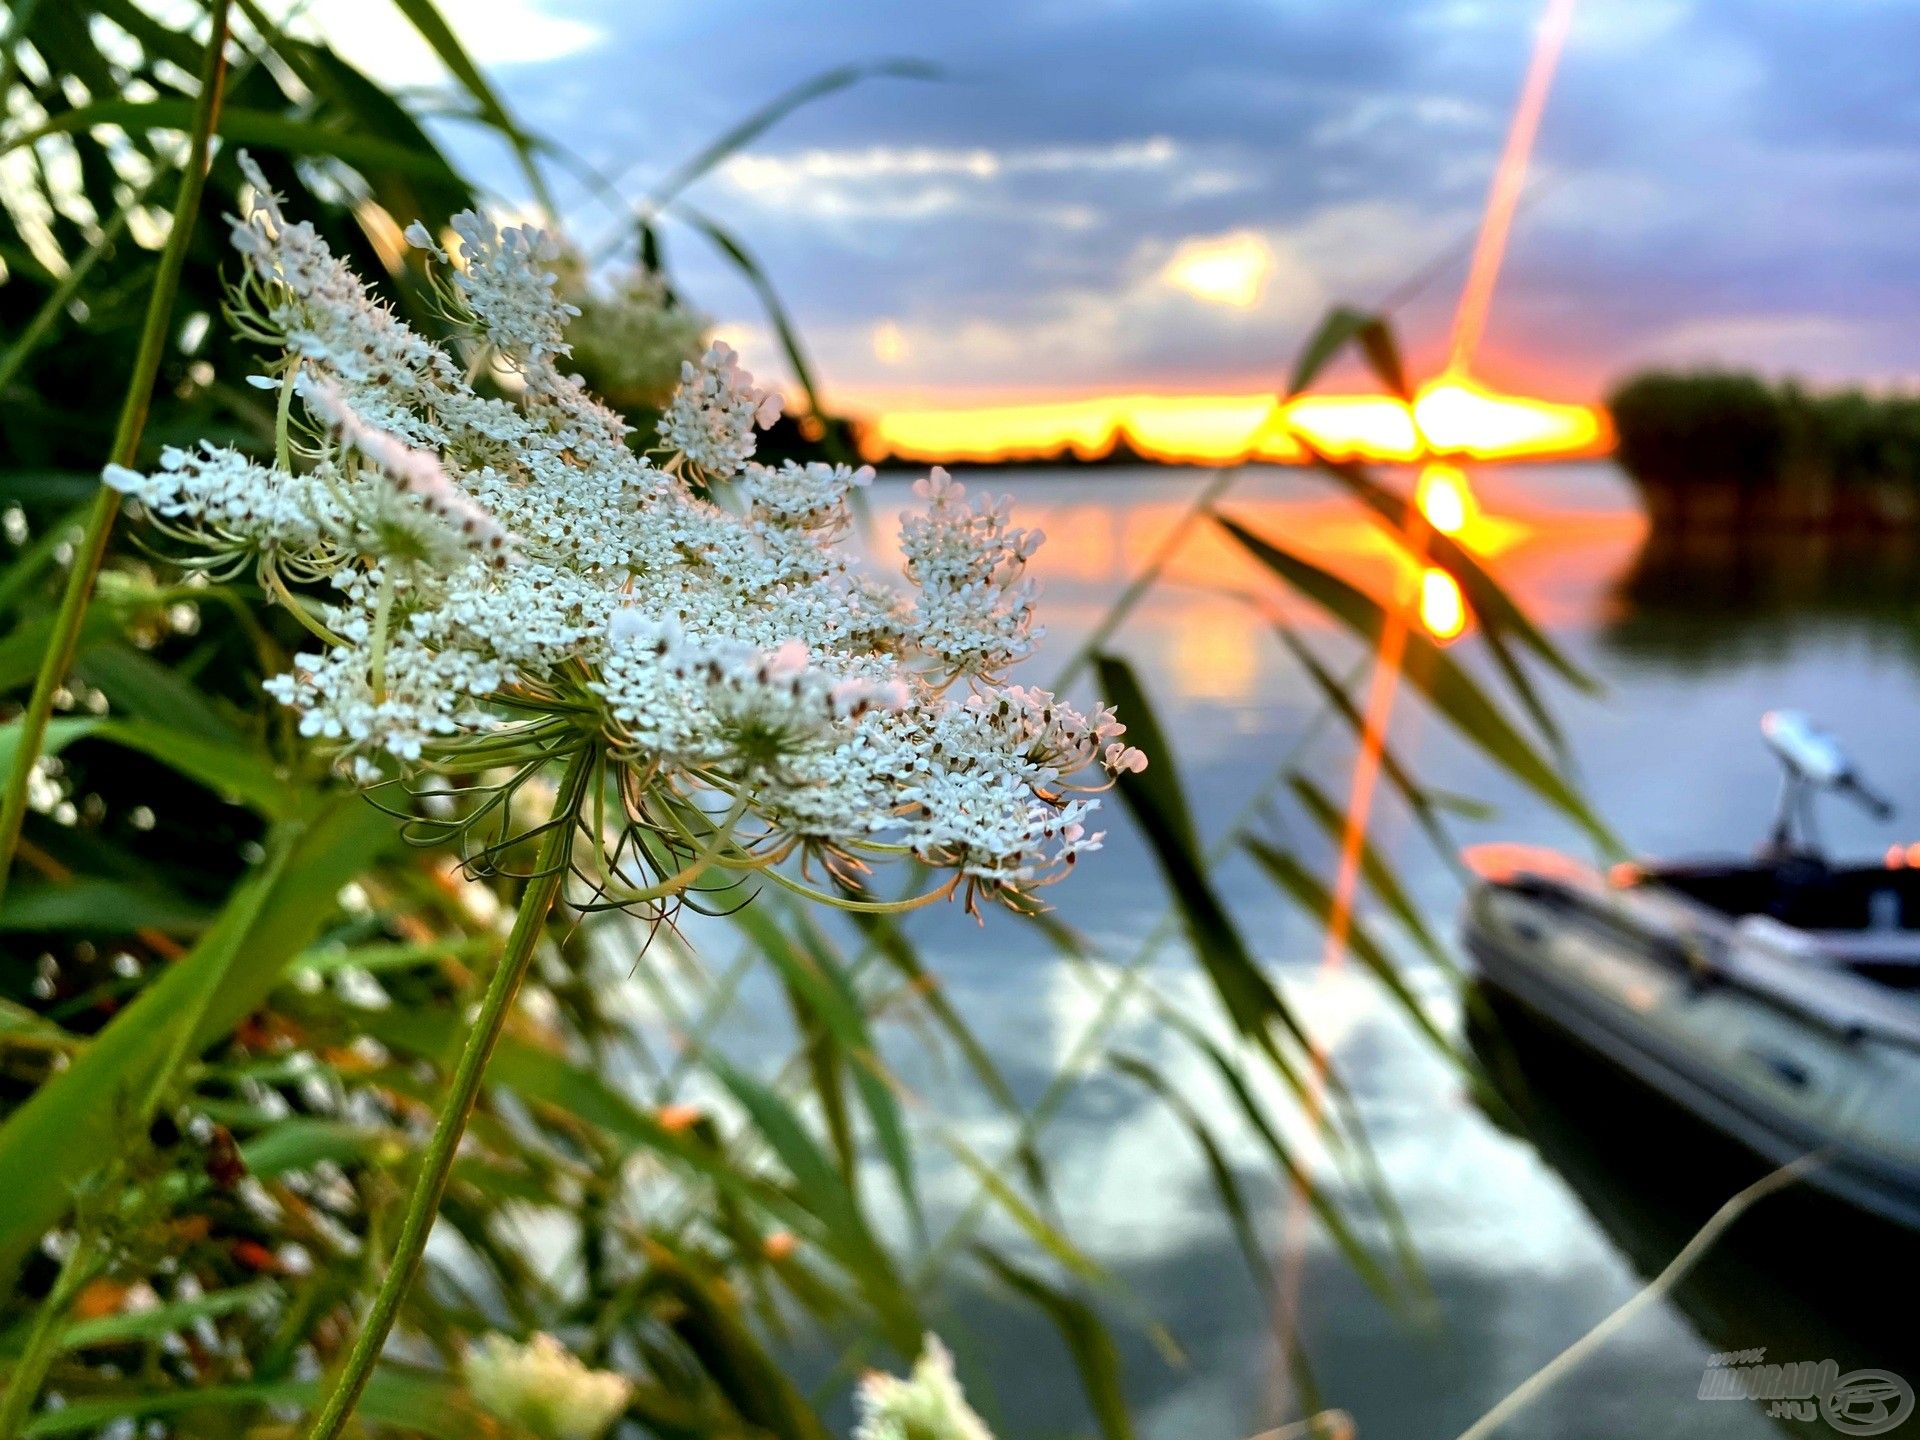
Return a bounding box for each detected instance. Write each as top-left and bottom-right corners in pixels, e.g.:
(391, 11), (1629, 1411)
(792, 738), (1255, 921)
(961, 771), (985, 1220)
(820, 463), (1919, 1439)
(1467, 988), (1920, 1435)
(1606, 527), (1920, 668)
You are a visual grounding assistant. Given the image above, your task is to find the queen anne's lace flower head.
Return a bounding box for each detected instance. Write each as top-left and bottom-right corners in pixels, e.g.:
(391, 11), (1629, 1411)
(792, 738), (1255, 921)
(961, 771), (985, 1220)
(559, 260), (709, 409)
(104, 153), (1143, 914)
(900, 468), (1044, 680)
(655, 340), (782, 482)
(741, 458), (874, 540)
(855, 1336), (995, 1440)
(466, 1332), (630, 1440)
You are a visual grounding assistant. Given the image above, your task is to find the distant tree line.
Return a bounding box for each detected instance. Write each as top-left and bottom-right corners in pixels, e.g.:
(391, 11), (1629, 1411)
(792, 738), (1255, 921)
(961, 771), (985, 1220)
(1609, 370), (1920, 530)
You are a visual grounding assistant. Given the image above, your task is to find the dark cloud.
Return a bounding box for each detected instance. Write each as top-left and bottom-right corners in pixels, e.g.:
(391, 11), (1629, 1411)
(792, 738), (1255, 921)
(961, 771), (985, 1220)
(462, 0), (1920, 401)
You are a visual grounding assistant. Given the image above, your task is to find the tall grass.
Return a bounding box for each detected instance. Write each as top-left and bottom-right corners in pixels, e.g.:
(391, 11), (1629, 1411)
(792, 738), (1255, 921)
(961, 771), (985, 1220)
(0, 4), (1604, 1437)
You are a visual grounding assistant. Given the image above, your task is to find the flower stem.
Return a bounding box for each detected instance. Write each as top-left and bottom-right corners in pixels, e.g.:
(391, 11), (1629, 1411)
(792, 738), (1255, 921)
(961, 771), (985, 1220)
(0, 1232), (96, 1440)
(275, 362), (299, 471)
(301, 745), (594, 1440)
(0, 0), (232, 911)
(367, 565), (398, 701)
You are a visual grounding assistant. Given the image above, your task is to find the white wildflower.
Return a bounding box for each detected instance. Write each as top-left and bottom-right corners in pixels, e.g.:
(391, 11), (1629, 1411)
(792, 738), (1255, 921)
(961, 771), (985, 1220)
(104, 166), (1142, 913)
(900, 468), (1043, 680)
(741, 459), (874, 539)
(442, 211), (577, 382)
(855, 1336), (994, 1440)
(105, 446), (337, 566)
(466, 1332), (631, 1440)
(655, 340), (783, 481)
(297, 373), (516, 564)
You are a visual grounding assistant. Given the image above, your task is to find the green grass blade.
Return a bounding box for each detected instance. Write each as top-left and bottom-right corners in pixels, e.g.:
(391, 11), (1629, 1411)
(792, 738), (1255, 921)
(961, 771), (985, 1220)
(707, 1060), (923, 1354)
(0, 876), (209, 934)
(1217, 512), (1619, 853)
(384, 0), (552, 210)
(0, 795), (390, 1281)
(1301, 447), (1600, 697)
(1288, 306), (1409, 401)
(1153, 1012), (1405, 1304)
(1266, 620), (1477, 867)
(1108, 1053), (1274, 1290)
(644, 60), (939, 212)
(1242, 837), (1460, 1063)
(1093, 653), (1319, 1068)
(1285, 771), (1456, 973)
(1, 101), (464, 180)
(973, 1245), (1137, 1440)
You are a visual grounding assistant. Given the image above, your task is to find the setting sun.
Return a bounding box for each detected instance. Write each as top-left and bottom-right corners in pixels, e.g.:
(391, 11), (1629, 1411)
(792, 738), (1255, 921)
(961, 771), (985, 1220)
(862, 372), (1611, 467)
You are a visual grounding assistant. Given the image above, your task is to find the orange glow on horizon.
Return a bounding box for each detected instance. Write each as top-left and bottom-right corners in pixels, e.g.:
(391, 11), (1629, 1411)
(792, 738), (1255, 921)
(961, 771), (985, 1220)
(863, 373), (1610, 467)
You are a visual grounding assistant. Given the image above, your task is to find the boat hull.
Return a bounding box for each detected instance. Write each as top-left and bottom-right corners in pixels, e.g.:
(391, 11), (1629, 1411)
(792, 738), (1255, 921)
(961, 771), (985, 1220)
(1464, 884), (1920, 1232)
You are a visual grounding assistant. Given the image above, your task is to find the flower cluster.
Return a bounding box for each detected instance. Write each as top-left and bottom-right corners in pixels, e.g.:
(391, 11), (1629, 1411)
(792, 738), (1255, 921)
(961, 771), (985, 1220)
(855, 1336), (995, 1440)
(105, 154), (1143, 911)
(558, 260), (709, 409)
(466, 1332), (631, 1440)
(901, 467), (1043, 679)
(655, 339), (783, 482)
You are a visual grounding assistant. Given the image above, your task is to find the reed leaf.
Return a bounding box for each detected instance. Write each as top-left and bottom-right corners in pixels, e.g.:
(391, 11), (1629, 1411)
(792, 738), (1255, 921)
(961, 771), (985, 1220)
(1285, 771), (1456, 972)
(1302, 446), (1599, 697)
(1288, 306), (1410, 401)
(1241, 837), (1460, 1064)
(1094, 653), (1318, 1070)
(707, 1060), (924, 1354)
(0, 795), (391, 1281)
(1154, 1010), (1408, 1303)
(974, 1245), (1137, 1440)
(1109, 1052), (1275, 1290)
(0, 101), (465, 181)
(642, 60), (940, 212)
(1217, 511), (1619, 853)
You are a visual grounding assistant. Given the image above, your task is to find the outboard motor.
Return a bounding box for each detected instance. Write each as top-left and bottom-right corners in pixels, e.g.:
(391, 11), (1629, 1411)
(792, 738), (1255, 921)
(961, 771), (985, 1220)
(1760, 710), (1894, 861)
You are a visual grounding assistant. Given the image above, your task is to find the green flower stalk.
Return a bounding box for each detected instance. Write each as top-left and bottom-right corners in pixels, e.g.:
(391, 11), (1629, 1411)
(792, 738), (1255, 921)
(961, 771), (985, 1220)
(302, 748), (593, 1439)
(0, 0), (232, 910)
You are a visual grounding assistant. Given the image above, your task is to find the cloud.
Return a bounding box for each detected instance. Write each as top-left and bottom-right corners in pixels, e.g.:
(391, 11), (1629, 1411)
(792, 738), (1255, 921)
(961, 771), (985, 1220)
(725, 136), (1179, 187)
(714, 137), (1182, 223)
(444, 0), (1920, 400)
(307, 0), (603, 89)
(1159, 231), (1274, 309)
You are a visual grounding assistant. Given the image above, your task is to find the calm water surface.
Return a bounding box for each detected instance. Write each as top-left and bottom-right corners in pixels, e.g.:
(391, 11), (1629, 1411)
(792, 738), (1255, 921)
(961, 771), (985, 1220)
(684, 462), (1920, 1439)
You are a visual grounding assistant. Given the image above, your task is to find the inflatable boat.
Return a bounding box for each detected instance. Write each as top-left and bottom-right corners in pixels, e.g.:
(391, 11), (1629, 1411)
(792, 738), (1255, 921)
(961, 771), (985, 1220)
(1461, 712), (1920, 1230)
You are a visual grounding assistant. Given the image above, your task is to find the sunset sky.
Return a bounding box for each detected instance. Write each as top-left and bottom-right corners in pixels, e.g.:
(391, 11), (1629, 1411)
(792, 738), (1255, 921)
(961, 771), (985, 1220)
(321, 0), (1920, 418)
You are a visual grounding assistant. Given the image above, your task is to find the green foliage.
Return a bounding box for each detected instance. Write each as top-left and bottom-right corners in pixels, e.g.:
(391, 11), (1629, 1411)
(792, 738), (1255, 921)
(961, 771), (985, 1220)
(1609, 368), (1920, 526)
(0, 5), (1610, 1438)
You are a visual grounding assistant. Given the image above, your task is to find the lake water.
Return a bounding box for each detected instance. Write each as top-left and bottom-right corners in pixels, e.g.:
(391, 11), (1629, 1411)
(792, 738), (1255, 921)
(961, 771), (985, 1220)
(684, 461), (1920, 1439)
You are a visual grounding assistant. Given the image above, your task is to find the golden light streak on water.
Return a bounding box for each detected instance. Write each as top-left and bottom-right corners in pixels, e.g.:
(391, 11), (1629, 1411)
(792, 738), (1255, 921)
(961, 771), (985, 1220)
(1415, 461), (1474, 535)
(1272, 0), (1584, 1404)
(1419, 566), (1468, 641)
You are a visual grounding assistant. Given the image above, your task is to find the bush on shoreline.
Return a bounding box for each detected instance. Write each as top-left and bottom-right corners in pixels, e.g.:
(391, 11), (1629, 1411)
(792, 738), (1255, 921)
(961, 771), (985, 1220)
(1608, 370), (1920, 529)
